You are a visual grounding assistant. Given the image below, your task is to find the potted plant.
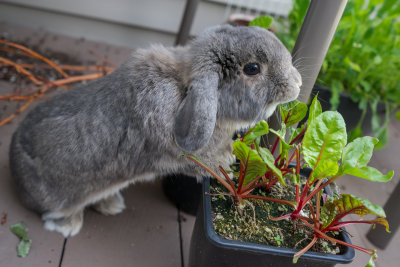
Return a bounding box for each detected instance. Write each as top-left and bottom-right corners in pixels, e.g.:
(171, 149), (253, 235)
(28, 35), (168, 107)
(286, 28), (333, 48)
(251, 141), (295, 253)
(276, 0), (400, 148)
(185, 97), (393, 267)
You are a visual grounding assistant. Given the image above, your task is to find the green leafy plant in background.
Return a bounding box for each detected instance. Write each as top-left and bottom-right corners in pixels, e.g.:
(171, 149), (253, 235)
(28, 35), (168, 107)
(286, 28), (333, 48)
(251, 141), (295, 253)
(276, 0), (310, 50)
(185, 97), (393, 266)
(276, 0), (400, 148)
(249, 15), (274, 29)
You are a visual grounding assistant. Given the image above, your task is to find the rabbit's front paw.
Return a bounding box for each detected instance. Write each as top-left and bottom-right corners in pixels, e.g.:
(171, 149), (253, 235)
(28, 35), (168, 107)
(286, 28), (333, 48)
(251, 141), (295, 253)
(92, 192), (126, 216)
(43, 210), (84, 237)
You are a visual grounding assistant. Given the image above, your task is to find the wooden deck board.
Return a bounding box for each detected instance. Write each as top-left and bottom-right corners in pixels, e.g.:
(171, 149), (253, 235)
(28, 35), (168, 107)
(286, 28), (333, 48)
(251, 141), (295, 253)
(180, 211), (196, 267)
(61, 181), (182, 267)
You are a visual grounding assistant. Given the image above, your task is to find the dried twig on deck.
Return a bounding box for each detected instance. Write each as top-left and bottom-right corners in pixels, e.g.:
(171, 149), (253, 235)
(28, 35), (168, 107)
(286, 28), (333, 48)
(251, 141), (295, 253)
(0, 98), (35, 126)
(0, 56), (43, 85)
(0, 40), (116, 126)
(17, 63), (115, 73)
(0, 40), (69, 78)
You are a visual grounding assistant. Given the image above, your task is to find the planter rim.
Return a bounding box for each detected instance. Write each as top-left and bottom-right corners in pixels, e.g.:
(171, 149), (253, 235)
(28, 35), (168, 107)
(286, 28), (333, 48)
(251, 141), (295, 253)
(202, 176), (355, 264)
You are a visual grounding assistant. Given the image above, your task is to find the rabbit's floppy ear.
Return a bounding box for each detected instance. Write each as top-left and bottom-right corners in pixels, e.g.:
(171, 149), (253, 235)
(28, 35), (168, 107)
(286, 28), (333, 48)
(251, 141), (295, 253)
(174, 73), (219, 151)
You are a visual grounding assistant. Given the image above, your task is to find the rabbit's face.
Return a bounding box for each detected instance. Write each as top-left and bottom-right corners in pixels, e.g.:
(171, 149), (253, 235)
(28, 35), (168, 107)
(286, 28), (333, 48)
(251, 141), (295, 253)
(174, 25), (301, 151)
(203, 25), (301, 123)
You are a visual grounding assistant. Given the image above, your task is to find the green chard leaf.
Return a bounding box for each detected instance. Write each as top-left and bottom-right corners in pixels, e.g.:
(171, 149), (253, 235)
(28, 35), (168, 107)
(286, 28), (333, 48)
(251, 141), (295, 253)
(369, 218), (390, 232)
(270, 125), (293, 164)
(339, 136), (393, 182)
(279, 140), (294, 165)
(242, 120), (269, 144)
(270, 123), (286, 140)
(307, 94), (322, 126)
(309, 160), (339, 183)
(343, 166), (393, 183)
(257, 147), (285, 185)
(288, 124), (305, 144)
(339, 137), (378, 174)
(321, 194), (388, 230)
(279, 100), (308, 126)
(233, 140), (267, 185)
(279, 101), (297, 120)
(302, 111), (347, 169)
(180, 154), (200, 162)
(10, 222), (31, 258)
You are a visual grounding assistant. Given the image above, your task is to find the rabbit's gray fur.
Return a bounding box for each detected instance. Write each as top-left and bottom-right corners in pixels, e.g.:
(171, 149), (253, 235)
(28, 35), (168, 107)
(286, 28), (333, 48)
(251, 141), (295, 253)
(9, 25), (301, 237)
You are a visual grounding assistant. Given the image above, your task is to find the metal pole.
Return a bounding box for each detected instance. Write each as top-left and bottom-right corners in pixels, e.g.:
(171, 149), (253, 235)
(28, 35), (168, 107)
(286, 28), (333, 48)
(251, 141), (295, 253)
(175, 0), (200, 46)
(292, 0), (348, 103)
(366, 181), (400, 249)
(267, 0), (347, 143)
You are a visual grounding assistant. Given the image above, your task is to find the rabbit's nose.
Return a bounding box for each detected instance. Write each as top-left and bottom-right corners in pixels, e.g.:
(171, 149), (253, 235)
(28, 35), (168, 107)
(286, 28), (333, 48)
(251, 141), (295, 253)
(292, 67), (302, 87)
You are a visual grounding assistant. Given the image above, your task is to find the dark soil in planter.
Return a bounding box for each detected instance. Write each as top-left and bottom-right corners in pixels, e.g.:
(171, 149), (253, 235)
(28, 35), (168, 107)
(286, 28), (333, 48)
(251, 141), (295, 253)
(210, 178), (342, 255)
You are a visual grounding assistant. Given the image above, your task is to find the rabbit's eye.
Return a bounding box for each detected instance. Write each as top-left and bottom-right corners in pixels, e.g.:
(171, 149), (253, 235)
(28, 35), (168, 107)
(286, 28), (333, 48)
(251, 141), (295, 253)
(243, 63), (260, 76)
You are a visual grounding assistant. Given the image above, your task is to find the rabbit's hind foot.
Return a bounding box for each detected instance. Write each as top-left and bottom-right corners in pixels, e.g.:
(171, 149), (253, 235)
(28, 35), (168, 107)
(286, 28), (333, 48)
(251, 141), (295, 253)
(43, 210), (84, 237)
(92, 191), (126, 216)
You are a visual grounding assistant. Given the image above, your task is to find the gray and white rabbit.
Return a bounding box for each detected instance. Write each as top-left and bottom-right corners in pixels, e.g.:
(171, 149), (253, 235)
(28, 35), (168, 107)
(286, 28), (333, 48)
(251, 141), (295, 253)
(9, 25), (301, 237)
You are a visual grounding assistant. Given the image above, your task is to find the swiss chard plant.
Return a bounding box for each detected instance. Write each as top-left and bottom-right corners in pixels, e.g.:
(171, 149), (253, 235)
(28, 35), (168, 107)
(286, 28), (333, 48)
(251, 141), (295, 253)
(184, 96), (393, 267)
(184, 122), (295, 211)
(275, 0), (400, 148)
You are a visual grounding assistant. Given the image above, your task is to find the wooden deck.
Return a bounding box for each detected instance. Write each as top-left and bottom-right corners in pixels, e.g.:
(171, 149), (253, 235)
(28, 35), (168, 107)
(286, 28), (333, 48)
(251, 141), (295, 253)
(0, 23), (399, 267)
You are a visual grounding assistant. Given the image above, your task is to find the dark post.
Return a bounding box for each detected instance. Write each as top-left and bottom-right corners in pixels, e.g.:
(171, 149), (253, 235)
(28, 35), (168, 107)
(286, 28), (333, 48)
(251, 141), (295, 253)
(367, 181), (400, 249)
(291, 0), (348, 103)
(175, 0), (200, 46)
(267, 0), (348, 142)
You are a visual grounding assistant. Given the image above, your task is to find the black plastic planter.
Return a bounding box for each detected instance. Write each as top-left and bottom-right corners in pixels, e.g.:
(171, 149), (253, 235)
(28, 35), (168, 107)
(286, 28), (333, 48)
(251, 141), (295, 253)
(312, 84), (385, 133)
(162, 174), (202, 215)
(189, 176), (355, 267)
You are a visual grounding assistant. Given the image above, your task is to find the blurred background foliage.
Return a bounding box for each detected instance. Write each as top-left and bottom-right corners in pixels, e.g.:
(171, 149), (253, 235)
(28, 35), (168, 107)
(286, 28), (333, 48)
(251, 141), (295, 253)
(275, 0), (400, 148)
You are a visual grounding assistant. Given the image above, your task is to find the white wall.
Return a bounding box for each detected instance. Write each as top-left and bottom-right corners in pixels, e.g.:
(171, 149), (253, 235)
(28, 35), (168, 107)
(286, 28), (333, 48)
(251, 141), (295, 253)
(0, 2), (177, 48)
(0, 0), (291, 48)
